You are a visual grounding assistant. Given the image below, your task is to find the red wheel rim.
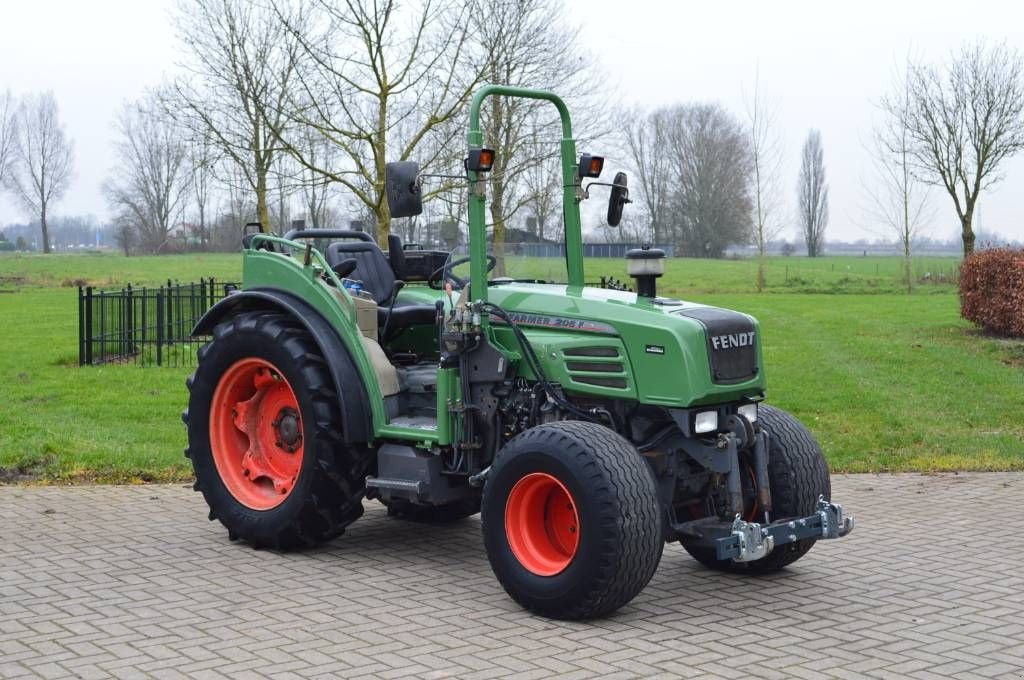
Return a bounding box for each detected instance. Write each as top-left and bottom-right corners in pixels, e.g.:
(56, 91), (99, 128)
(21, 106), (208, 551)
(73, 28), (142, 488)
(209, 358), (304, 510)
(504, 472), (580, 576)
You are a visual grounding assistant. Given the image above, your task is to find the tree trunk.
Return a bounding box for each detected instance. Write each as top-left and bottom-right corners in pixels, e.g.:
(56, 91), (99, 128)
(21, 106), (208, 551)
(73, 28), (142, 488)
(375, 199), (390, 247)
(961, 212), (975, 256)
(756, 226), (766, 292)
(374, 93), (390, 247)
(199, 202), (206, 250)
(490, 184), (507, 278)
(256, 171), (271, 234)
(40, 202), (50, 254)
(903, 233), (913, 295)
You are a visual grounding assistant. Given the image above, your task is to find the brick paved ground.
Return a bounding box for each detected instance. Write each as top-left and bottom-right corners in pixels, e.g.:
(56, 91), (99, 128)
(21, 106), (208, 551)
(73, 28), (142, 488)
(2, 473), (1023, 679)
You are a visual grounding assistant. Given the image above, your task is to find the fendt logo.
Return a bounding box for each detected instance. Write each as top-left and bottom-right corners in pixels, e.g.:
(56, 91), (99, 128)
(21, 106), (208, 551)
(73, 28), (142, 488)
(710, 332), (756, 351)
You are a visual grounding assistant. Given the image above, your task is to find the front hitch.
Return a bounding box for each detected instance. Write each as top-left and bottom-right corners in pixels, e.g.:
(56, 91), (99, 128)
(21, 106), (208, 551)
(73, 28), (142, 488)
(675, 496), (855, 563)
(715, 496), (855, 562)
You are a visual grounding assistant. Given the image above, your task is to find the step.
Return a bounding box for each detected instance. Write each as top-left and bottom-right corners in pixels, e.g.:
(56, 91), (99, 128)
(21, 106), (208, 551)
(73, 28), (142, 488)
(365, 477), (422, 493)
(389, 415), (437, 431)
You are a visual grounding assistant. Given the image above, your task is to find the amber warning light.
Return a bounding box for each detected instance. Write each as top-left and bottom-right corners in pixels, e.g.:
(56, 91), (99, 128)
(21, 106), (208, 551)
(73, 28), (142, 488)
(578, 153), (604, 179)
(466, 148), (496, 172)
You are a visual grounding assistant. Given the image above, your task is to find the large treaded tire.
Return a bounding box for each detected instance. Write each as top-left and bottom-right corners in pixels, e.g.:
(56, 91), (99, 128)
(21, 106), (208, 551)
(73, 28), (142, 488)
(482, 421), (662, 620)
(183, 311), (368, 550)
(682, 405), (831, 574)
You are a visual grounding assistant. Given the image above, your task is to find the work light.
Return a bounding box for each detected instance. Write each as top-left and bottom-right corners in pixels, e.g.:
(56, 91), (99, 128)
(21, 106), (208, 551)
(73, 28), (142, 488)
(694, 411), (718, 434)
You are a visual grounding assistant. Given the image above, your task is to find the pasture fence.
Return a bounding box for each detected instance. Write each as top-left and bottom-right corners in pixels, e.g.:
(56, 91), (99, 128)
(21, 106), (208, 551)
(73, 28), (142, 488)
(78, 278), (238, 367)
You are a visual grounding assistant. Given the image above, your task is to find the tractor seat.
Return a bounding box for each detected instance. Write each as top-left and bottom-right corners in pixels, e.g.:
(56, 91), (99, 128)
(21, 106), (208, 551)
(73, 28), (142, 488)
(325, 240), (435, 329)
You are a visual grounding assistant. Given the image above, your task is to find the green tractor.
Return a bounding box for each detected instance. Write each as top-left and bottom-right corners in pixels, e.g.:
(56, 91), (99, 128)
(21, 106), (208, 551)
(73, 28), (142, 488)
(184, 85), (853, 620)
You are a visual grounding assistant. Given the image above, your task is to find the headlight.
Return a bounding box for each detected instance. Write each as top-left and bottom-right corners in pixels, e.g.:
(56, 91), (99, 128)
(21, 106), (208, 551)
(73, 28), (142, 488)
(694, 410), (718, 434)
(738, 403), (758, 423)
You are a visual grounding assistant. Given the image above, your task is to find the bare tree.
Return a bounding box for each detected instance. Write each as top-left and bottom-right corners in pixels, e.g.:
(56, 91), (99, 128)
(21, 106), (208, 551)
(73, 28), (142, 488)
(870, 58), (931, 293)
(0, 90), (16, 186)
(745, 72), (785, 290)
(623, 107), (671, 244)
(104, 96), (192, 252)
(6, 92), (75, 254)
(521, 124), (562, 241)
(797, 129), (828, 257)
(188, 130), (217, 249)
(664, 103), (753, 258)
(896, 42), (1024, 256)
(294, 125), (336, 229)
(172, 0), (300, 233)
(112, 214), (136, 256)
(271, 0), (482, 244)
(473, 0), (604, 274)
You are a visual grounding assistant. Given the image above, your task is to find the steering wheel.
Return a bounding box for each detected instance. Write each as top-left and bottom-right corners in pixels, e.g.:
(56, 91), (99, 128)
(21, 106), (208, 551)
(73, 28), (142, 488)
(428, 255), (497, 290)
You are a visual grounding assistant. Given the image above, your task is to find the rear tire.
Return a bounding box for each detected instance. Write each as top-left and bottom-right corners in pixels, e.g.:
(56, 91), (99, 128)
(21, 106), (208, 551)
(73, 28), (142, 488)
(482, 421), (662, 620)
(682, 405), (831, 573)
(184, 311), (369, 550)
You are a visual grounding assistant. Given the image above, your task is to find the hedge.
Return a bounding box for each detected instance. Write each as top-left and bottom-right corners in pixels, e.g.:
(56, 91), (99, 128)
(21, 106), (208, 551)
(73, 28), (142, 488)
(959, 248), (1024, 337)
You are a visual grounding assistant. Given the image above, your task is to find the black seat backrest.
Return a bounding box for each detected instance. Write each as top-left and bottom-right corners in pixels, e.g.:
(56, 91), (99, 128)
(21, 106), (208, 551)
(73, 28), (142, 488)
(326, 241), (395, 305)
(387, 234), (407, 280)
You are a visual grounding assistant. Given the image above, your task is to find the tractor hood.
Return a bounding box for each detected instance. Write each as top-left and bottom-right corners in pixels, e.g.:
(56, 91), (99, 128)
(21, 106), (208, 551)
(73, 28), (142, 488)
(487, 283), (766, 408)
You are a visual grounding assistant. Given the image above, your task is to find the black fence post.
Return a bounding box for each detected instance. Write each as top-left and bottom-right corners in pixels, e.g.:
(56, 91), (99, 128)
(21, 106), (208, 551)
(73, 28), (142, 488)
(98, 290), (106, 363)
(78, 287), (84, 366)
(141, 287), (147, 367)
(165, 280), (174, 354)
(125, 284), (134, 360)
(156, 288), (164, 367)
(85, 287), (93, 364)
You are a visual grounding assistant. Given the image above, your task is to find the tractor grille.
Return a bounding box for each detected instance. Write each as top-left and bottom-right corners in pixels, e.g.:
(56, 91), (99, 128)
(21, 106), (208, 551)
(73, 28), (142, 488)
(563, 346), (628, 390)
(674, 308), (759, 385)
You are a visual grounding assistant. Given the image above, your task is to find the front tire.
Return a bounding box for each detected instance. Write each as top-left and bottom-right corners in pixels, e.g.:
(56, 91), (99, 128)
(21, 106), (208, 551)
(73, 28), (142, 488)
(482, 421), (662, 620)
(184, 312), (369, 550)
(682, 405), (831, 573)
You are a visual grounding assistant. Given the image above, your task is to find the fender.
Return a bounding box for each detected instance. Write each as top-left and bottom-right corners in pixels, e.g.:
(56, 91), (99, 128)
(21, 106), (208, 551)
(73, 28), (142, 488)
(193, 288), (372, 444)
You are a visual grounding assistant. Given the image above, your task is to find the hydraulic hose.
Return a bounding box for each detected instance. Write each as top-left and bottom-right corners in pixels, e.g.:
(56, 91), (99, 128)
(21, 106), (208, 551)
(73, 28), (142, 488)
(481, 301), (608, 425)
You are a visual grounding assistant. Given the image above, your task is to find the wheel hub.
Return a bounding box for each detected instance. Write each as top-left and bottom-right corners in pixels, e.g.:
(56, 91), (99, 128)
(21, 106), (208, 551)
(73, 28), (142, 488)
(209, 358), (305, 510)
(273, 407), (302, 452)
(504, 472), (580, 576)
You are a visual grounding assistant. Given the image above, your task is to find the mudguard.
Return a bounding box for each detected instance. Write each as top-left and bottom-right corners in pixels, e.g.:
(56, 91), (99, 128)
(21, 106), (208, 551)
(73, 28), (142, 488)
(192, 288), (372, 444)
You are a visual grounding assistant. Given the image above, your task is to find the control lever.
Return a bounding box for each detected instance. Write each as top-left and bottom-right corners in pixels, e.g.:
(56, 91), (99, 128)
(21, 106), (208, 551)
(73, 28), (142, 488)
(380, 280), (405, 342)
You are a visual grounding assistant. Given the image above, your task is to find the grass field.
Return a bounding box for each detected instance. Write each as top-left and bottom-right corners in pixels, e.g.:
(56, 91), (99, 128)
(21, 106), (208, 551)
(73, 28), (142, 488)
(0, 250), (1020, 482)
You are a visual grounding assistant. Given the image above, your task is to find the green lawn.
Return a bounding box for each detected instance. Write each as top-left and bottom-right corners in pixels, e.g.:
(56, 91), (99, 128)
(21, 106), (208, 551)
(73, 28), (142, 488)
(0, 251), (1020, 482)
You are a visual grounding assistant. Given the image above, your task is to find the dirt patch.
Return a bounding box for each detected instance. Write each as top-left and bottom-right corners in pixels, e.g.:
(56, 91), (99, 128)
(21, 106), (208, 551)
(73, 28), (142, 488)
(0, 454), (56, 483)
(0, 275), (25, 293)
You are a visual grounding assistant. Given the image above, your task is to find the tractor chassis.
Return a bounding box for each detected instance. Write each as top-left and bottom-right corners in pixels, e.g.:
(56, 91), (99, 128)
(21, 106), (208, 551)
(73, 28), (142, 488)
(659, 413), (856, 564)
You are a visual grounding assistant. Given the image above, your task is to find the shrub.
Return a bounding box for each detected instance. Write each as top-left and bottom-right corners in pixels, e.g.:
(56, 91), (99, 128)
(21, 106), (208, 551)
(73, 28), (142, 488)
(959, 248), (1024, 337)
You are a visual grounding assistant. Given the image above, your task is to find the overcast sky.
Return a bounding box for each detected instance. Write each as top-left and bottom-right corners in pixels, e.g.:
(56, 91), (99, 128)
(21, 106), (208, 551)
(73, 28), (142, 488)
(1, 0), (1023, 242)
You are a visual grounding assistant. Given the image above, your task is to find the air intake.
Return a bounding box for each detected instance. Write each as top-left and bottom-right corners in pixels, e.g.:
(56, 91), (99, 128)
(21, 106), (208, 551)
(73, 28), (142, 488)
(563, 346), (628, 390)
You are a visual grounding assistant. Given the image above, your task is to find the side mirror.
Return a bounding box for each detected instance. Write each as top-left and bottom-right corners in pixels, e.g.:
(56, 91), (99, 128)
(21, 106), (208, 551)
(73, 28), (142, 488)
(385, 161), (423, 218)
(607, 171), (630, 227)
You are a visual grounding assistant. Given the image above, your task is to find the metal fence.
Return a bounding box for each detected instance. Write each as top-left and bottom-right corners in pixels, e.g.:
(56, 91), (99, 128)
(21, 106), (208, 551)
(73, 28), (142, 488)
(78, 278), (238, 367)
(506, 242), (676, 258)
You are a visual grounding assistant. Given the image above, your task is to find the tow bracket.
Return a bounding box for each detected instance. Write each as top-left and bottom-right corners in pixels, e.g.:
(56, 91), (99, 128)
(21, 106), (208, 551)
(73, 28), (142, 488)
(715, 496), (855, 562)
